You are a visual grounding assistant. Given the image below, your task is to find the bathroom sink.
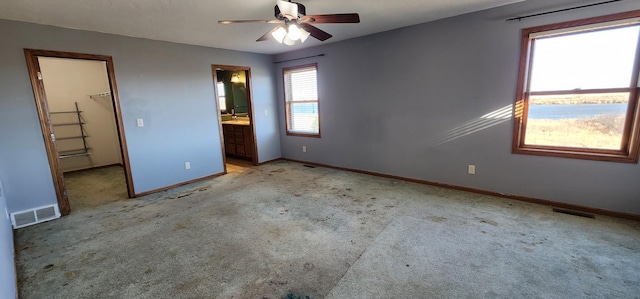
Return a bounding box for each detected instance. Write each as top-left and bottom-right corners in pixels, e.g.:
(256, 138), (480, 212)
(221, 118), (250, 125)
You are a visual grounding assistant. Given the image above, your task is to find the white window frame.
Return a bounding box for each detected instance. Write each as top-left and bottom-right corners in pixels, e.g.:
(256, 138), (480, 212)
(283, 63), (321, 137)
(217, 81), (227, 113)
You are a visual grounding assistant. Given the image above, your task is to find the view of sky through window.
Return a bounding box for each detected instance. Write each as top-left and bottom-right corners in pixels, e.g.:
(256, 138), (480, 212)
(530, 25), (639, 92)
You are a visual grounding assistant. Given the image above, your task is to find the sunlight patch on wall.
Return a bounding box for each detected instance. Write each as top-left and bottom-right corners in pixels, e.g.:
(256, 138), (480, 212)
(430, 104), (513, 146)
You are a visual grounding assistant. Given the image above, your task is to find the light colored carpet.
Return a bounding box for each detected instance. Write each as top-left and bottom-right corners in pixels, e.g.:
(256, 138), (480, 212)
(63, 159), (250, 212)
(64, 165), (128, 210)
(327, 215), (640, 298)
(15, 160), (640, 298)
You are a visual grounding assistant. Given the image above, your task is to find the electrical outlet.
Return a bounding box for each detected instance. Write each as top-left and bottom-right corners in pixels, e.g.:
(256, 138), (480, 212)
(302, 146), (307, 153)
(468, 165), (476, 175)
(136, 118), (144, 127)
(185, 162), (191, 170)
(264, 109), (268, 116)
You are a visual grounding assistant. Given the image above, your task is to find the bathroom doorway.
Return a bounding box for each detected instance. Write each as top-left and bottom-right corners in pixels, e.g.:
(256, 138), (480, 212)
(212, 65), (258, 173)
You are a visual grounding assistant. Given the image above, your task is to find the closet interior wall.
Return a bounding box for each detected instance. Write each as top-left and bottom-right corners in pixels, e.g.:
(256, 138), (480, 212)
(38, 57), (122, 172)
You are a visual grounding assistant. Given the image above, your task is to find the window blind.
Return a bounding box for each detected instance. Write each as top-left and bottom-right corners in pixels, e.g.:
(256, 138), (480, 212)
(284, 65), (319, 135)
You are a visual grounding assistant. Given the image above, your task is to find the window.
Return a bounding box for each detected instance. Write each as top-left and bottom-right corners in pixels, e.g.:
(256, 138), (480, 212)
(513, 10), (640, 163)
(217, 82), (227, 112)
(283, 63), (320, 137)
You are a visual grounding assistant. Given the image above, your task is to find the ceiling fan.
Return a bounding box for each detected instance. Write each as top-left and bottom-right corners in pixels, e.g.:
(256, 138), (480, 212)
(218, 0), (360, 45)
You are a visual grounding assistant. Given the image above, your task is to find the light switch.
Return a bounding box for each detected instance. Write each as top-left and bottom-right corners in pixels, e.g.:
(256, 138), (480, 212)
(136, 118), (144, 127)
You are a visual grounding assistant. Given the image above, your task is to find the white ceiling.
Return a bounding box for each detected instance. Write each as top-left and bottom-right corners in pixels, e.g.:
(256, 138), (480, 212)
(0, 0), (524, 55)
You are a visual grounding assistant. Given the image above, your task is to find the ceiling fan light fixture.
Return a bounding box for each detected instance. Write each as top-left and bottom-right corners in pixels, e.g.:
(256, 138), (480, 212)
(231, 73), (241, 83)
(287, 24), (302, 41)
(272, 26), (287, 43)
(299, 28), (311, 43)
(283, 34), (295, 45)
(220, 0), (360, 46)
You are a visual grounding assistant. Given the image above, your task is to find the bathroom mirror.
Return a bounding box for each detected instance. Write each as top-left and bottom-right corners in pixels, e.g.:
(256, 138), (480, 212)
(216, 70), (248, 115)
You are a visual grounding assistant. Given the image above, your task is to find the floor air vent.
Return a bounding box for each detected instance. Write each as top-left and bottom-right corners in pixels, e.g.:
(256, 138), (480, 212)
(11, 205), (60, 228)
(552, 208), (595, 219)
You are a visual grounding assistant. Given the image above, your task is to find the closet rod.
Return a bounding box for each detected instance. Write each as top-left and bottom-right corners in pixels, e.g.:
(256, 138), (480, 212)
(506, 0), (623, 22)
(90, 91), (111, 100)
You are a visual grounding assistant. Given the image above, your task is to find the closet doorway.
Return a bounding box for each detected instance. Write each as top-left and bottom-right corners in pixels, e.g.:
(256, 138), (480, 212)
(25, 49), (133, 216)
(212, 65), (258, 173)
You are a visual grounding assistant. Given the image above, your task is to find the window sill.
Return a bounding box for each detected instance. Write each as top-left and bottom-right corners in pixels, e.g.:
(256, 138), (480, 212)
(513, 146), (639, 163)
(286, 132), (321, 138)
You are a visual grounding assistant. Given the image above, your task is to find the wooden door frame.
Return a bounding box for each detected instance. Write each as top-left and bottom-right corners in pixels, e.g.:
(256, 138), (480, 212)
(212, 65), (259, 168)
(24, 49), (135, 216)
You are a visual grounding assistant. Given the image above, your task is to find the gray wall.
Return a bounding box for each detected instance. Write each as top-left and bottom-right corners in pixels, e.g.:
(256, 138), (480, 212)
(274, 0), (640, 215)
(0, 179), (17, 299)
(0, 20), (281, 213)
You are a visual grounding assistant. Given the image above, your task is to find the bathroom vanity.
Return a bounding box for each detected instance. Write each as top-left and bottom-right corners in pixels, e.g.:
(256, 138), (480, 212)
(222, 119), (254, 159)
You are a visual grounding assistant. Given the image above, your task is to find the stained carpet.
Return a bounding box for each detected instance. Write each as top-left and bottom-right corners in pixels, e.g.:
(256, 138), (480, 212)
(15, 160), (640, 298)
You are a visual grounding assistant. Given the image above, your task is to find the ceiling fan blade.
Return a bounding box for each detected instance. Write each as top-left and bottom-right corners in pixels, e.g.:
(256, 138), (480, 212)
(302, 13), (360, 24)
(299, 23), (332, 41)
(277, 0), (298, 19)
(257, 26), (283, 42)
(218, 19), (283, 24)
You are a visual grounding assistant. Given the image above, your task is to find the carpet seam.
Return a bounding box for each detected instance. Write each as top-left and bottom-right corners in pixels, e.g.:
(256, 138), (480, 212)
(324, 216), (398, 298)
